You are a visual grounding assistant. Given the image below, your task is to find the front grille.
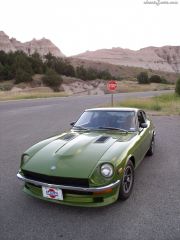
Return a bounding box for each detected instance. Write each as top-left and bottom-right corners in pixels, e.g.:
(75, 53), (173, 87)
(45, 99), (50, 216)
(63, 189), (92, 195)
(22, 170), (89, 188)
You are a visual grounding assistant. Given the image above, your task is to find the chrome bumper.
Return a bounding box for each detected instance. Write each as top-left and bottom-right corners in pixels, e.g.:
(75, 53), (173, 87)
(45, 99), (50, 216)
(17, 172), (120, 193)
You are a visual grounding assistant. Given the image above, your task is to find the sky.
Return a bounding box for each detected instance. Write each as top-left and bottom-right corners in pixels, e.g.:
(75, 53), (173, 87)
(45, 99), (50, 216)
(0, 0), (180, 56)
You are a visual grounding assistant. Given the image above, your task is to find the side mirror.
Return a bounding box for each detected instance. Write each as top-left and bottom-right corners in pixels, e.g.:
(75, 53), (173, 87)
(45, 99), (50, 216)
(140, 122), (148, 128)
(70, 122), (76, 126)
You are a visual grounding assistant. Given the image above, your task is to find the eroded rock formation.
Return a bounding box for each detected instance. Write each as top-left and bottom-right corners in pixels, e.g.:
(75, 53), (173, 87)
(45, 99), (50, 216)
(74, 46), (180, 73)
(0, 31), (65, 57)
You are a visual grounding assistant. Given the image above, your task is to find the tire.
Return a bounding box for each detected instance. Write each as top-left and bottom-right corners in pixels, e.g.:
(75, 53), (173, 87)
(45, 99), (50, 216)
(119, 160), (134, 201)
(147, 136), (155, 156)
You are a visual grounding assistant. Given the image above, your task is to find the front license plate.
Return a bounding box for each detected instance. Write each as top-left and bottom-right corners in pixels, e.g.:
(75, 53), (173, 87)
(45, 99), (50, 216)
(42, 186), (63, 200)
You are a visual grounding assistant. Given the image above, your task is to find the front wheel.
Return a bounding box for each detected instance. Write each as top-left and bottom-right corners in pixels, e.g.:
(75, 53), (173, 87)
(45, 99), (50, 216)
(119, 160), (134, 201)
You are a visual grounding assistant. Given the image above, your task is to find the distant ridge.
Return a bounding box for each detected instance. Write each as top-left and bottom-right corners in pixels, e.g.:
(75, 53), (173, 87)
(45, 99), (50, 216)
(0, 31), (65, 57)
(1, 30), (180, 74)
(73, 46), (180, 73)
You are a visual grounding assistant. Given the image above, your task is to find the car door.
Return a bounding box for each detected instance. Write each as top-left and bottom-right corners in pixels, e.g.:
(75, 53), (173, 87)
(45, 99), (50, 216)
(134, 110), (151, 166)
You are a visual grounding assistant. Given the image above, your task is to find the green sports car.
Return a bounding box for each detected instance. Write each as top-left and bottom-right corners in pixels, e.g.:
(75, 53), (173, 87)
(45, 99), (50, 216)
(17, 107), (155, 207)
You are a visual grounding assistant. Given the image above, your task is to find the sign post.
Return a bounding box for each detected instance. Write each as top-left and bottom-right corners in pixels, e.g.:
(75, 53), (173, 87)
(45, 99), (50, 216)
(111, 93), (114, 107)
(107, 80), (117, 107)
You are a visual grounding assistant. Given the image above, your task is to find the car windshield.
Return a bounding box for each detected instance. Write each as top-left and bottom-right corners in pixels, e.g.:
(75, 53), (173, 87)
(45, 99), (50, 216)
(73, 110), (136, 131)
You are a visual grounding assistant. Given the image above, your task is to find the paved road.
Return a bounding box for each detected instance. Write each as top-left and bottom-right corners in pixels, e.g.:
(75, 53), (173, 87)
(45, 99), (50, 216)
(0, 91), (180, 240)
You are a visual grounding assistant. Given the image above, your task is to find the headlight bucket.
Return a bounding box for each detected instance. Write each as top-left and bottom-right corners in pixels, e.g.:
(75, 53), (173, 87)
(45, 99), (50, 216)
(100, 163), (114, 178)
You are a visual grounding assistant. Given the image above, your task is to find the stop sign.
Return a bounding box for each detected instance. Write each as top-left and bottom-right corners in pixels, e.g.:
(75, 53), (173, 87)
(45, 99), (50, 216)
(107, 80), (117, 91)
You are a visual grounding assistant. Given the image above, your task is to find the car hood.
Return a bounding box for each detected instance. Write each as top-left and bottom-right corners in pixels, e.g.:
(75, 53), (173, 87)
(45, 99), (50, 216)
(22, 131), (135, 178)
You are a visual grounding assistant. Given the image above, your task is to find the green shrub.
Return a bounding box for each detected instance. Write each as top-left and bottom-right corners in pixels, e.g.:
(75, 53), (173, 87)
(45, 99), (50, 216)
(2, 64), (15, 80)
(29, 52), (43, 74)
(161, 77), (168, 84)
(75, 65), (115, 81)
(42, 69), (62, 92)
(149, 75), (168, 84)
(15, 69), (32, 84)
(137, 72), (150, 84)
(76, 66), (87, 80)
(175, 77), (180, 96)
(0, 62), (4, 80)
(149, 75), (162, 83)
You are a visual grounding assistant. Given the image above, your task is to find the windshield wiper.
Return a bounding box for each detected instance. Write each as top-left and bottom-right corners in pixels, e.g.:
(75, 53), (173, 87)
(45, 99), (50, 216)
(97, 127), (128, 133)
(73, 125), (89, 131)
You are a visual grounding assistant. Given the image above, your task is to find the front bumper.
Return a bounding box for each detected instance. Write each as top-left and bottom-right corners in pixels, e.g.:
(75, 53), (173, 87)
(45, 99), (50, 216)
(17, 172), (121, 207)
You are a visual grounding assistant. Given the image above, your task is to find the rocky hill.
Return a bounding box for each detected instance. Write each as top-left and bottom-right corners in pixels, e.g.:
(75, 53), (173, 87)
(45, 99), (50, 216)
(68, 57), (178, 83)
(0, 31), (65, 57)
(73, 46), (180, 73)
(1, 30), (180, 74)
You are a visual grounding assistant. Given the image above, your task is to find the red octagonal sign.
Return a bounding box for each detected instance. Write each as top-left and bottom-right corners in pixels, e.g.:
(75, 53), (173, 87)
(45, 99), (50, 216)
(107, 80), (117, 91)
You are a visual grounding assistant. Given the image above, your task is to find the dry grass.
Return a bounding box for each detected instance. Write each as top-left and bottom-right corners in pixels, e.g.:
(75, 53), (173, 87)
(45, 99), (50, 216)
(102, 81), (174, 94)
(0, 91), (68, 101)
(115, 81), (174, 93)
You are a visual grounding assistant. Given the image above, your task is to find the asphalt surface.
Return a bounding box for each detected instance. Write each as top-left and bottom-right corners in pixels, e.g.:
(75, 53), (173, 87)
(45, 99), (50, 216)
(0, 90), (180, 240)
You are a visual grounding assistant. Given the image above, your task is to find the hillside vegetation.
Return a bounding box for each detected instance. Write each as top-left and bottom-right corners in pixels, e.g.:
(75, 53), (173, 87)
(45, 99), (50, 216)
(0, 51), (116, 91)
(0, 50), (179, 95)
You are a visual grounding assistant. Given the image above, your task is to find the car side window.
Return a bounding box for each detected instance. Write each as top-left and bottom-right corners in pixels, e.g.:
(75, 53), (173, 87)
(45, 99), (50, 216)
(142, 111), (147, 122)
(137, 111), (146, 127)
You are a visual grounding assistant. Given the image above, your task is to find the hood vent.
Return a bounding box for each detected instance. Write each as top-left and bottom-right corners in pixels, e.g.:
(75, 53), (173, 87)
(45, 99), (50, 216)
(60, 133), (77, 141)
(95, 136), (111, 143)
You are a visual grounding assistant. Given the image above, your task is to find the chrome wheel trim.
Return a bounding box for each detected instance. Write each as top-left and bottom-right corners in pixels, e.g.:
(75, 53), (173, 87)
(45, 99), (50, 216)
(122, 165), (133, 194)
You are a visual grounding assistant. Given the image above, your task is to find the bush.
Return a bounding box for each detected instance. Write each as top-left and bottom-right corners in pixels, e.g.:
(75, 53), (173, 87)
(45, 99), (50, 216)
(76, 66), (87, 80)
(15, 69), (32, 84)
(2, 64), (15, 80)
(13, 51), (33, 76)
(75, 65), (115, 81)
(29, 52), (43, 74)
(137, 72), (149, 84)
(0, 63), (4, 80)
(149, 75), (162, 83)
(42, 69), (62, 91)
(161, 77), (168, 84)
(149, 75), (168, 84)
(97, 70), (112, 80)
(175, 77), (180, 96)
(58, 61), (75, 77)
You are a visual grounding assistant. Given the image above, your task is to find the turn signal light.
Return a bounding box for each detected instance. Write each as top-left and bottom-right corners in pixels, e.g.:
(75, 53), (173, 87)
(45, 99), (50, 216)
(93, 188), (113, 195)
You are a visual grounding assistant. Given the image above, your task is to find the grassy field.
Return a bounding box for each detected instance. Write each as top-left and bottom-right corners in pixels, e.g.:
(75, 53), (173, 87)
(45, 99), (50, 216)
(113, 93), (180, 115)
(114, 81), (174, 93)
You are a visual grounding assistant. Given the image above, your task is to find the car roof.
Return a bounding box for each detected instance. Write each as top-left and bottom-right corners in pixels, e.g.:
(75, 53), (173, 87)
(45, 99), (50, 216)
(85, 107), (139, 112)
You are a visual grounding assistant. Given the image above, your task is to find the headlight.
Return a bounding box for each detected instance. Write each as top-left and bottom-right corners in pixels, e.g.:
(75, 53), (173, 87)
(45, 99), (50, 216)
(21, 154), (30, 166)
(100, 163), (114, 178)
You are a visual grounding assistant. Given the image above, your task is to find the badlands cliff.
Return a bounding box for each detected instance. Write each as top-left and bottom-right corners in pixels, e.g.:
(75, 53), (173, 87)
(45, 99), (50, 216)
(74, 46), (180, 73)
(0, 31), (65, 57)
